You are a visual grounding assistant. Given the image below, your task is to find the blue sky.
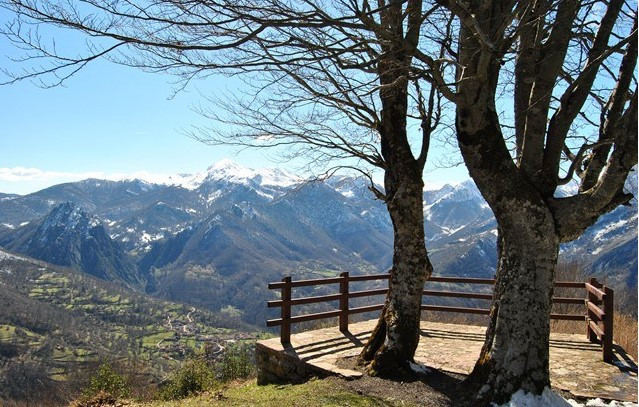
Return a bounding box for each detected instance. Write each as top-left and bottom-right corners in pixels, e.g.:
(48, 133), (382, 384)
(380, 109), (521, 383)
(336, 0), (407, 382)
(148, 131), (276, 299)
(0, 11), (469, 195)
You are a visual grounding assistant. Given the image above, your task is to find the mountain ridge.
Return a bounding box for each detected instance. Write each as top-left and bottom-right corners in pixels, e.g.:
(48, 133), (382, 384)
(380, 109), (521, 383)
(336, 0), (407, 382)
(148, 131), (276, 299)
(0, 161), (636, 323)
(0, 202), (144, 288)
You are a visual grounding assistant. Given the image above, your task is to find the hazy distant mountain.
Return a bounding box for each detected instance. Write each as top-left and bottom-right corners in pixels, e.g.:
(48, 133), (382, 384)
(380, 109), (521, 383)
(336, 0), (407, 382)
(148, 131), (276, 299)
(0, 160), (636, 322)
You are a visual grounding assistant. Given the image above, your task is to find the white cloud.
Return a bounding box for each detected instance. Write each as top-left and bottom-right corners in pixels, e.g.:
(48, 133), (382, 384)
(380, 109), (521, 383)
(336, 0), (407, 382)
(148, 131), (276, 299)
(0, 167), (178, 184)
(0, 167), (99, 182)
(0, 167), (187, 195)
(0, 164), (464, 195)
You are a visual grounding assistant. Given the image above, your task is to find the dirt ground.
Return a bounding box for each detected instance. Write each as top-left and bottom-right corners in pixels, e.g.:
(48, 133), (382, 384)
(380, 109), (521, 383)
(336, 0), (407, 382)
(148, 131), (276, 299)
(336, 356), (473, 407)
(334, 356), (584, 407)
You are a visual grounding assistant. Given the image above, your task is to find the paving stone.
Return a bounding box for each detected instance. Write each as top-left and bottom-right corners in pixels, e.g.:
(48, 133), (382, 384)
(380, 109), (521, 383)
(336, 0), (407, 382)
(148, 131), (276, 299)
(257, 319), (638, 402)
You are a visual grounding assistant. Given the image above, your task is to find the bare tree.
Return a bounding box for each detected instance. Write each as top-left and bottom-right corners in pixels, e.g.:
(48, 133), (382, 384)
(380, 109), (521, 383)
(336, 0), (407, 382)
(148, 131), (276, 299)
(2, 1), (637, 404)
(449, 0), (637, 403)
(0, 0), (449, 374)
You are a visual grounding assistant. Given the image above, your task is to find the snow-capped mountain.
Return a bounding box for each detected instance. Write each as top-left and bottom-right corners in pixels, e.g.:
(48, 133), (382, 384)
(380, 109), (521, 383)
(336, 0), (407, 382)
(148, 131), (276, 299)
(0, 202), (142, 287)
(0, 160), (635, 323)
(424, 180), (493, 235)
(561, 175), (638, 288)
(167, 158), (302, 192)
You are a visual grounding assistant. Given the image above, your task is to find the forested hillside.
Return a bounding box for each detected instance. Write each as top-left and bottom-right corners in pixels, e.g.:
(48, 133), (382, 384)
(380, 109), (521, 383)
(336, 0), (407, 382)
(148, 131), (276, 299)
(0, 249), (258, 405)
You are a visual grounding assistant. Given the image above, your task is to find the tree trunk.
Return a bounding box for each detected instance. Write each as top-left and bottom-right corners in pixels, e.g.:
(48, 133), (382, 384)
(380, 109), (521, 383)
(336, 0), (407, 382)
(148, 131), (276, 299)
(358, 171), (432, 375)
(455, 79), (562, 404)
(467, 204), (559, 405)
(357, 17), (432, 373)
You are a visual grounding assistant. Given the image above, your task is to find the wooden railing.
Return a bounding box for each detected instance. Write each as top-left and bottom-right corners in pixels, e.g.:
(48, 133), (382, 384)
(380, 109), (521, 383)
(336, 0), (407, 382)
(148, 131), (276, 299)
(266, 273), (615, 362)
(585, 277), (615, 361)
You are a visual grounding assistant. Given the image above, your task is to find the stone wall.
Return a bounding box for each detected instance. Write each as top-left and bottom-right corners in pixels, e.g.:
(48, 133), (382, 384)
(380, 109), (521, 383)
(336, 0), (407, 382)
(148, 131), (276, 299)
(255, 341), (329, 385)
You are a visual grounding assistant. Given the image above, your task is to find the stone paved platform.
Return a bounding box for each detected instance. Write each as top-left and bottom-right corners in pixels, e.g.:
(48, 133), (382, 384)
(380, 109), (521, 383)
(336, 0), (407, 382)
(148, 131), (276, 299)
(256, 320), (638, 402)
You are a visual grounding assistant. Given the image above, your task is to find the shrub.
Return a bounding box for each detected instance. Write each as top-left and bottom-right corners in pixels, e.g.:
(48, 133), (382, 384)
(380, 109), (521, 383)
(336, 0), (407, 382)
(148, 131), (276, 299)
(219, 345), (256, 381)
(158, 359), (218, 400)
(614, 312), (637, 360)
(82, 362), (130, 400)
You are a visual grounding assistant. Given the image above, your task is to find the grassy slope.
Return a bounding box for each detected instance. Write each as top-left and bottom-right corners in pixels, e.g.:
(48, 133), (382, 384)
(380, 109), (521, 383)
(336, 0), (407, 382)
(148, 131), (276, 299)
(131, 378), (411, 407)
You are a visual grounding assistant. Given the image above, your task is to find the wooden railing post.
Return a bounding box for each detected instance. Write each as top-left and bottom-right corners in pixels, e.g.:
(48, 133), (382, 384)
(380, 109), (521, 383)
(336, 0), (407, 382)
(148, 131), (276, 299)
(281, 276), (292, 344)
(603, 286), (614, 362)
(586, 277), (599, 343)
(339, 272), (349, 332)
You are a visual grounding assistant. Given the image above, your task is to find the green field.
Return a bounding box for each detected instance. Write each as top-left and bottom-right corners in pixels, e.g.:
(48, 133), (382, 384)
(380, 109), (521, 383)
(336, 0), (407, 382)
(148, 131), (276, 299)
(0, 252), (259, 403)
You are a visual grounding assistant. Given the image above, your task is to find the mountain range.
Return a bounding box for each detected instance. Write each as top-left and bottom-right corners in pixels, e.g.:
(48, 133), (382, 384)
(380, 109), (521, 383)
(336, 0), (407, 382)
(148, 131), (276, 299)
(0, 160), (636, 324)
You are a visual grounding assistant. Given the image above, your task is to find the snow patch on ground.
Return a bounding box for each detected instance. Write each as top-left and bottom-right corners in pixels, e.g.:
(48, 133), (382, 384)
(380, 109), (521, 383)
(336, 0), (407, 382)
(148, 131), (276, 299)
(493, 388), (637, 407)
(423, 202), (435, 220)
(492, 388), (573, 407)
(0, 250), (26, 262)
(573, 399), (638, 407)
(207, 190), (223, 203)
(593, 219), (628, 241)
(139, 232), (164, 244)
(340, 189), (354, 198)
(408, 361), (431, 375)
(441, 226), (465, 235)
(255, 189), (274, 200)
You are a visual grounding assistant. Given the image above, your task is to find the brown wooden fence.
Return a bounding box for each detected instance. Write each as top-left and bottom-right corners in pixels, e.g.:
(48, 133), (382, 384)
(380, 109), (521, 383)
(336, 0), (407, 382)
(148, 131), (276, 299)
(266, 272), (615, 362)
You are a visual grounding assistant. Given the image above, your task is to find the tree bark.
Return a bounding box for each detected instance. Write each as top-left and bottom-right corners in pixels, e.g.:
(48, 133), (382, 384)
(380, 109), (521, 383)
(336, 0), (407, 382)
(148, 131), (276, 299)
(456, 102), (560, 404)
(357, 9), (433, 374)
(451, 1), (636, 404)
(358, 169), (432, 375)
(467, 205), (559, 405)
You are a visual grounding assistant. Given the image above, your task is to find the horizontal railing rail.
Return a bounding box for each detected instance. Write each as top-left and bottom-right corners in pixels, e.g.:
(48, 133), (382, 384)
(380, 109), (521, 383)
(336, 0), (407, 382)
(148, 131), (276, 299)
(266, 272), (614, 362)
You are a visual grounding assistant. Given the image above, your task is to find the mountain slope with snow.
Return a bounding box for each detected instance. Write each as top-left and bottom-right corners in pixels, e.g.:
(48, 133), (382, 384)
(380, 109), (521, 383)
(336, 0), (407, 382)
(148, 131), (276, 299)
(0, 202), (143, 287)
(0, 160), (635, 321)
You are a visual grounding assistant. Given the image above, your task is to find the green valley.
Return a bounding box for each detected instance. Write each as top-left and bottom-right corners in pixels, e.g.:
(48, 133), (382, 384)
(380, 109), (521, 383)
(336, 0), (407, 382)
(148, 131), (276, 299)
(0, 249), (261, 405)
